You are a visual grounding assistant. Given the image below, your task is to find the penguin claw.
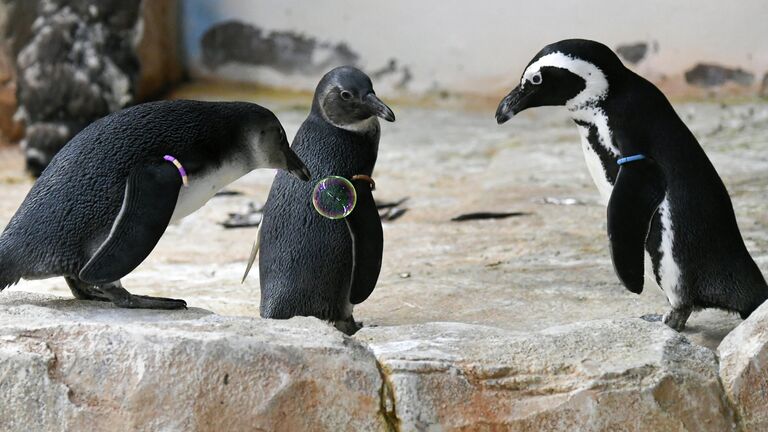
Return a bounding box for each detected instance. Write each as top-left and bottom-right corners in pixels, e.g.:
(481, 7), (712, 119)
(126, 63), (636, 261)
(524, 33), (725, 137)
(97, 283), (187, 310)
(132, 295), (188, 310)
(112, 294), (187, 310)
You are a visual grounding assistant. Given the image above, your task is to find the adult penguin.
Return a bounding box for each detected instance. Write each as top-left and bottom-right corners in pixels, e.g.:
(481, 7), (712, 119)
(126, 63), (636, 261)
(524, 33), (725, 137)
(495, 39), (767, 330)
(255, 66), (395, 335)
(0, 99), (310, 309)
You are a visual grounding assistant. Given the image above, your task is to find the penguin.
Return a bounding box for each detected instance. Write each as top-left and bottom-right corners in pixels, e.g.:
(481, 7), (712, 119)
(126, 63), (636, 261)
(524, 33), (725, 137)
(255, 66), (394, 335)
(0, 99), (310, 309)
(495, 39), (768, 331)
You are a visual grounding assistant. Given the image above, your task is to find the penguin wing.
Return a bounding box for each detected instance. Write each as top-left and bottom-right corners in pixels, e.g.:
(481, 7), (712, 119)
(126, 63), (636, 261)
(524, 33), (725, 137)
(79, 163), (183, 285)
(346, 179), (384, 304)
(607, 158), (666, 294)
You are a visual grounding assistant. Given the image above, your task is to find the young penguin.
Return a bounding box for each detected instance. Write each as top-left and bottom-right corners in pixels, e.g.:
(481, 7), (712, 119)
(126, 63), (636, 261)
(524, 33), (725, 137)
(0, 100), (310, 309)
(495, 39), (767, 331)
(256, 66), (395, 334)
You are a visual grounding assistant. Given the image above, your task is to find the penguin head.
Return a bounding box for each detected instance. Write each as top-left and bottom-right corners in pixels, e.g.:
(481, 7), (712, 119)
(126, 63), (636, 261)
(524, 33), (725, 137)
(496, 39), (626, 124)
(312, 66), (396, 132)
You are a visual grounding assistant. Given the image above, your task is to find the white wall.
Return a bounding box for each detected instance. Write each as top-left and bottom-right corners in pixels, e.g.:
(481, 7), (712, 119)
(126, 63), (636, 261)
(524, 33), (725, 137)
(182, 0), (768, 97)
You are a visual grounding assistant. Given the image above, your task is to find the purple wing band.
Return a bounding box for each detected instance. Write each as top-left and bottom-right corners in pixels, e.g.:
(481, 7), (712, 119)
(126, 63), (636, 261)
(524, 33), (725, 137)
(163, 155), (189, 187)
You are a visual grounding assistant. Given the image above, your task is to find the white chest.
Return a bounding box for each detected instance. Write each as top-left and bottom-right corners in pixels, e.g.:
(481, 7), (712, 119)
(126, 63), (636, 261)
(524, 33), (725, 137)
(577, 125), (614, 205)
(170, 161), (251, 222)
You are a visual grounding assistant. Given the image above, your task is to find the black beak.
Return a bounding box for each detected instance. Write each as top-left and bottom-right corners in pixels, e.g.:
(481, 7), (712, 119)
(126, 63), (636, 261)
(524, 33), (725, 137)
(284, 149), (311, 181)
(495, 84), (532, 124)
(364, 93), (396, 122)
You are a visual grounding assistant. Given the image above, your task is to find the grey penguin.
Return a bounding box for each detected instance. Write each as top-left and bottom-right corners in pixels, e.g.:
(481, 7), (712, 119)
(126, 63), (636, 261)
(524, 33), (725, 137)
(495, 39), (767, 331)
(0, 99), (310, 309)
(255, 66), (394, 335)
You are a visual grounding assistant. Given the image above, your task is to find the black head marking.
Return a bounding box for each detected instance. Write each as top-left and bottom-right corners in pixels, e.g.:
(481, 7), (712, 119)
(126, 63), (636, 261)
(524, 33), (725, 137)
(497, 39), (628, 123)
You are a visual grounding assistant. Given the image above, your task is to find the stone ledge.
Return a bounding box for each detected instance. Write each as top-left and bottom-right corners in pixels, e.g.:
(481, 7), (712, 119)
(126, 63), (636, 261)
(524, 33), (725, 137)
(357, 320), (735, 432)
(0, 292), (385, 432)
(4, 291), (768, 431)
(718, 301), (768, 431)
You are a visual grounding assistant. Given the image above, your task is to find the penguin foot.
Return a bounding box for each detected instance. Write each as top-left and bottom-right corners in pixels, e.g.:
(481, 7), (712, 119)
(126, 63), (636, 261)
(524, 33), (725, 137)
(662, 307), (692, 332)
(99, 282), (187, 310)
(640, 313), (663, 322)
(65, 277), (111, 302)
(334, 316), (363, 336)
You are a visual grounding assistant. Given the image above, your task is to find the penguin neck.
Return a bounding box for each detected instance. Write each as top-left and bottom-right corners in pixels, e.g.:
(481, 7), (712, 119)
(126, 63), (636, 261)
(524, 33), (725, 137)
(569, 101), (619, 203)
(312, 101), (381, 136)
(298, 113), (379, 177)
(568, 101), (619, 157)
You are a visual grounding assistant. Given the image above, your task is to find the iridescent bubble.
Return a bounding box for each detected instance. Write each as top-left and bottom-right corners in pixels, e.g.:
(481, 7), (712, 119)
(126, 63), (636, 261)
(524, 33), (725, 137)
(312, 176), (357, 219)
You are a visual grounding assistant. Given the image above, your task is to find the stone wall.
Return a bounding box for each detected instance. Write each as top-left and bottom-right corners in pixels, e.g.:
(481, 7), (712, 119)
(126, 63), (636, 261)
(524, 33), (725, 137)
(0, 0), (183, 175)
(182, 0), (768, 99)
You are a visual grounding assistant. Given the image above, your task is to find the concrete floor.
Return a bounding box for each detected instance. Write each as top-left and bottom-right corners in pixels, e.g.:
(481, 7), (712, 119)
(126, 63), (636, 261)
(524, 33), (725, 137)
(2, 101), (767, 350)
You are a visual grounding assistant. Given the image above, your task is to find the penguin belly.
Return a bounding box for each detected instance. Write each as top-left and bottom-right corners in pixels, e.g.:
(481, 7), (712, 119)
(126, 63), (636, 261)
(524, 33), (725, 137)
(170, 160), (251, 222)
(576, 121), (680, 301)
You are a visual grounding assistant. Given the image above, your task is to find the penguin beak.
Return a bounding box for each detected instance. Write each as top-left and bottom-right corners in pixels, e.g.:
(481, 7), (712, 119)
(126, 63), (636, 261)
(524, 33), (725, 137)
(495, 84), (533, 124)
(284, 149), (311, 181)
(364, 93), (396, 122)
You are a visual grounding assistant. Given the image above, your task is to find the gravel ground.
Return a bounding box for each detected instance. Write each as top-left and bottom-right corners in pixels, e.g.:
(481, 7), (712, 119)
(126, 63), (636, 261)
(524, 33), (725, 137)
(2, 100), (767, 349)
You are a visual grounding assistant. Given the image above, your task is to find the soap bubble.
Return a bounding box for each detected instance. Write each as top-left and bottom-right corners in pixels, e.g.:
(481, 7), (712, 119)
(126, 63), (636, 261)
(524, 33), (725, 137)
(312, 176), (357, 219)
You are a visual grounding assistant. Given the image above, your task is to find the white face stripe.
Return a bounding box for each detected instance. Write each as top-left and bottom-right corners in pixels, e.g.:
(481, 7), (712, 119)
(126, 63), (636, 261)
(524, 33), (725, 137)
(521, 52), (609, 109)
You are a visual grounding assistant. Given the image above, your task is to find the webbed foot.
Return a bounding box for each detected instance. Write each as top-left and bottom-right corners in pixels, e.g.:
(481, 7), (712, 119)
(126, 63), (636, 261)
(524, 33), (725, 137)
(99, 282), (187, 310)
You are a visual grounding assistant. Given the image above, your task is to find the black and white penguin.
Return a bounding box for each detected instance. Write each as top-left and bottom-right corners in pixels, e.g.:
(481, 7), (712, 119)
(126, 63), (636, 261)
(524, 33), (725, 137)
(495, 39), (768, 331)
(256, 66), (394, 335)
(0, 99), (310, 309)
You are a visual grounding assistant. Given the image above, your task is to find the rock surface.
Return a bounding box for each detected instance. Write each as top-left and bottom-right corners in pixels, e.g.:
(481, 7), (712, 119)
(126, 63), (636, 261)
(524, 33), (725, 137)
(5, 0), (183, 175)
(0, 291), (386, 432)
(359, 320), (735, 432)
(0, 1), (24, 144)
(1, 100), (767, 430)
(718, 301), (768, 432)
(3, 101), (766, 350)
(2, 291), (756, 431)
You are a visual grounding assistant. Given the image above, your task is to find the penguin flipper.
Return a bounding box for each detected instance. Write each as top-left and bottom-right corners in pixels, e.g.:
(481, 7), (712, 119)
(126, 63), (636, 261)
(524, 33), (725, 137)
(79, 163), (182, 285)
(607, 158), (666, 294)
(241, 221), (262, 283)
(346, 179), (383, 304)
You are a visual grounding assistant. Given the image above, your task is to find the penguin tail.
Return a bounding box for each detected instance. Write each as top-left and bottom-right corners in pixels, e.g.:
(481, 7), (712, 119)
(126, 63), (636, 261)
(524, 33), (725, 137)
(0, 245), (21, 291)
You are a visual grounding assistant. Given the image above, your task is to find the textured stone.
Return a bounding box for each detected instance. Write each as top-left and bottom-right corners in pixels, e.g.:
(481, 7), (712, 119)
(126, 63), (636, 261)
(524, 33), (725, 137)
(358, 320), (735, 431)
(0, 291), (386, 432)
(718, 301), (768, 431)
(7, 0), (183, 175)
(0, 1), (24, 144)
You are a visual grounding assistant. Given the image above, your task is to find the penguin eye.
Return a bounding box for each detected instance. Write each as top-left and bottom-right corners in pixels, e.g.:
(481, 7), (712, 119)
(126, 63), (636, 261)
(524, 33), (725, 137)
(531, 72), (543, 85)
(339, 90), (353, 101)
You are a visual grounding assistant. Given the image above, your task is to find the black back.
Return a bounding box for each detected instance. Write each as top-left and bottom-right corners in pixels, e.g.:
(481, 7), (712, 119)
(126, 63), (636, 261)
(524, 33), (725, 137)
(0, 100), (275, 278)
(591, 61), (767, 314)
